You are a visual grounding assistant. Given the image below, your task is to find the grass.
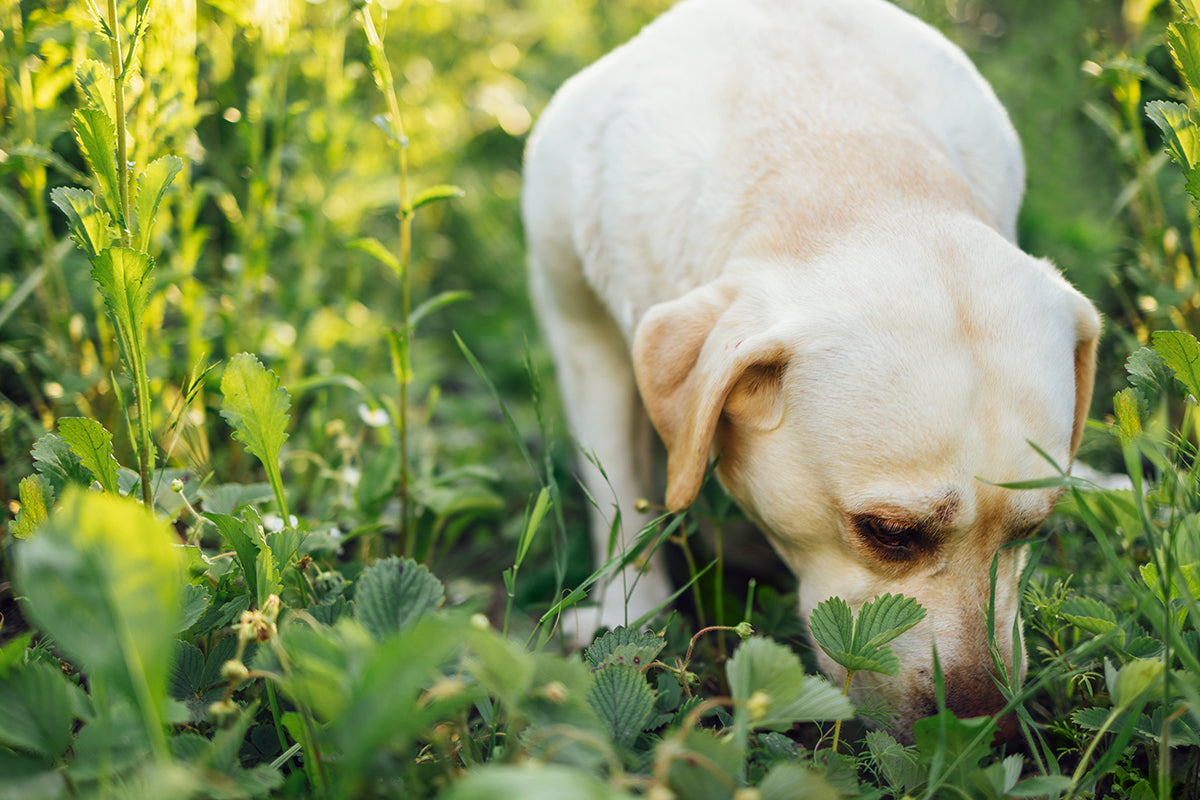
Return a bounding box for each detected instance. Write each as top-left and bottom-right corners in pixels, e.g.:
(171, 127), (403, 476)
(1, 0), (1199, 798)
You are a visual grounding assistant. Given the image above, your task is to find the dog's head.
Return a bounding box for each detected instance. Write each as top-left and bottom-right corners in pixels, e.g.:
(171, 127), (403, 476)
(632, 217), (1100, 739)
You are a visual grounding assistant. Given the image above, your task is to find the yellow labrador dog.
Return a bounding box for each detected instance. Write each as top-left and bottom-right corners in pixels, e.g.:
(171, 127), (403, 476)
(523, 0), (1099, 737)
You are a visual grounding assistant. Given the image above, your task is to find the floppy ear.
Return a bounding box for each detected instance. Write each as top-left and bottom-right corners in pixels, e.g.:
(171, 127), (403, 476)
(633, 282), (788, 511)
(1070, 293), (1102, 459)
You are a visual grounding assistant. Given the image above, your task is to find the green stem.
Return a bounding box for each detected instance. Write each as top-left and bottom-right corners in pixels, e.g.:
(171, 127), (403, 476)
(831, 671), (853, 754)
(1063, 707), (1121, 800)
(358, 6), (413, 557)
(103, 0), (154, 508)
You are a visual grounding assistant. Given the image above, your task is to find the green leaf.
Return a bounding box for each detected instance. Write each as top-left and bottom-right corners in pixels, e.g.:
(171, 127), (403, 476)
(255, 527), (282, 609)
(348, 236), (401, 276)
(853, 593), (927, 651)
(667, 728), (742, 800)
(438, 763), (632, 800)
(1007, 774), (1074, 798)
(1146, 100), (1200, 171)
(1112, 388), (1143, 444)
(220, 353), (291, 518)
(91, 246), (154, 374)
(0, 750), (66, 800)
(1168, 22), (1200, 105)
(464, 626), (537, 706)
(57, 417), (120, 494)
(1151, 330), (1200, 402)
(583, 626), (666, 670)
(206, 508), (263, 601)
(354, 556), (445, 640)
(588, 663), (655, 748)
(133, 155), (183, 251)
(201, 483), (274, 516)
(14, 490), (182, 756)
(1180, 0), (1200, 25)
(74, 59), (116, 120)
(0, 662), (76, 760)
(177, 583), (211, 632)
(49, 186), (114, 259)
(73, 107), (123, 226)
(31, 433), (94, 495)
(1113, 658), (1164, 709)
(407, 183), (465, 214)
(808, 594), (925, 676)
(1060, 595), (1121, 637)
(758, 763), (841, 800)
(864, 729), (923, 794)
(726, 637), (854, 739)
(11, 475), (53, 540)
(410, 290), (472, 330)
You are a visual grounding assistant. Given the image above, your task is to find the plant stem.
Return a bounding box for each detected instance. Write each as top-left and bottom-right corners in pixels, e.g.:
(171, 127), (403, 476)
(104, 0), (154, 508)
(359, 6), (413, 556)
(831, 671), (852, 753)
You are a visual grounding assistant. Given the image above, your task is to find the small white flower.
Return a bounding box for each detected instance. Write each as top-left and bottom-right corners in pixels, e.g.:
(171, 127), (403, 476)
(357, 403), (390, 428)
(342, 466), (362, 487)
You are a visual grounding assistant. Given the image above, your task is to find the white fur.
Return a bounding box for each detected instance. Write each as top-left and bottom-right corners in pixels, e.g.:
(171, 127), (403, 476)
(523, 0), (1100, 737)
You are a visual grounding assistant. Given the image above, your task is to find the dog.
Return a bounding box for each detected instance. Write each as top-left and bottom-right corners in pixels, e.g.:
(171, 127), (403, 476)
(522, 0), (1100, 740)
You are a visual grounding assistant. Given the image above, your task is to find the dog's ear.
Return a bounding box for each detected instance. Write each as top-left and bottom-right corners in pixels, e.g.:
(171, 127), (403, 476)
(1070, 293), (1102, 458)
(633, 282), (788, 511)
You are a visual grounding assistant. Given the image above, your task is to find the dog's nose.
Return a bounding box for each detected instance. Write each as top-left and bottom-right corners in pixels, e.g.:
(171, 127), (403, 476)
(944, 670), (1022, 749)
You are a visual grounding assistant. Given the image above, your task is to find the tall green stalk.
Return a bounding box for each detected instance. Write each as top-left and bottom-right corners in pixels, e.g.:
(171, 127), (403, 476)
(101, 0), (155, 507)
(359, 6), (413, 555)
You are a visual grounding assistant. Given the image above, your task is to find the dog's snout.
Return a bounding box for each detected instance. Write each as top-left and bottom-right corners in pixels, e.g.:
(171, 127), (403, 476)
(942, 668), (1021, 749)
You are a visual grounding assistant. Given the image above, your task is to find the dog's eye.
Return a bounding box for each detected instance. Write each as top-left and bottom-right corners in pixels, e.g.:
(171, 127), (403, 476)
(857, 517), (917, 553)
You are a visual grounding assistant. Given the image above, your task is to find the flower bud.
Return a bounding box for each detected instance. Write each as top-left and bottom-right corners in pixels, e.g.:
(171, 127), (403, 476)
(221, 659), (250, 685)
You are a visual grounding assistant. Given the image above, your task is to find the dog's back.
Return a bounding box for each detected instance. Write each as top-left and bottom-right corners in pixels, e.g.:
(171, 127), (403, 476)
(523, 0), (1024, 339)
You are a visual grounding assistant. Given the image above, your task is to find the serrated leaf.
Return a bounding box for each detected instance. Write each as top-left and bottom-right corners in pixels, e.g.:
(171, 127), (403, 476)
(73, 107), (123, 226)
(220, 353), (291, 517)
(1169, 23), (1200, 106)
(31, 433), (94, 495)
(584, 626), (666, 667)
(14, 490), (182, 750)
(91, 247), (154, 373)
(1060, 595), (1120, 636)
(865, 729), (923, 793)
(408, 183), (464, 214)
(49, 186), (114, 259)
(588, 663), (655, 747)
(169, 640), (206, 701)
(178, 583), (211, 632)
(583, 626), (666, 669)
(0, 662), (76, 760)
(57, 417), (119, 493)
(1151, 330), (1200, 402)
(205, 508), (263, 600)
(74, 59), (115, 120)
(853, 593), (927, 651)
(11, 474), (53, 540)
(727, 637), (853, 740)
(1112, 387), (1143, 443)
(354, 556), (444, 640)
(348, 237), (401, 275)
(808, 596), (855, 657)
(1147, 100), (1200, 171)
(134, 155), (183, 251)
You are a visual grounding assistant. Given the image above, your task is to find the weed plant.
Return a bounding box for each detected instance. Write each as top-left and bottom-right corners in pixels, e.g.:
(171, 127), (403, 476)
(1, 0), (1200, 798)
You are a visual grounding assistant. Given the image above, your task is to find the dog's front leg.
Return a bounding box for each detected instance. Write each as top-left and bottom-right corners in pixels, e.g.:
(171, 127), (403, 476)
(529, 257), (671, 643)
